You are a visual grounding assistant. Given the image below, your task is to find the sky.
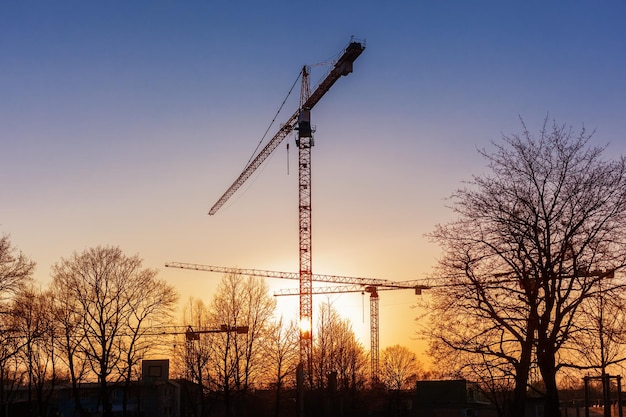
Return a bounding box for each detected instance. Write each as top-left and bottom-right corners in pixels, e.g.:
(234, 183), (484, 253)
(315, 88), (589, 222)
(2, 1), (626, 364)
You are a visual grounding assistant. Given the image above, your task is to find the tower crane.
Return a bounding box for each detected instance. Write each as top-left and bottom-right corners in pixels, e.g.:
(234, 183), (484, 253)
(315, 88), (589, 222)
(205, 39), (365, 376)
(164, 262), (429, 384)
(144, 324), (249, 340)
(165, 261), (414, 287)
(273, 284), (427, 384)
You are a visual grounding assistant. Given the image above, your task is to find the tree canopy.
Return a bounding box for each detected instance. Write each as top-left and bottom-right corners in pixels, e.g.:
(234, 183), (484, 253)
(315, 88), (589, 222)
(51, 246), (178, 417)
(426, 119), (626, 417)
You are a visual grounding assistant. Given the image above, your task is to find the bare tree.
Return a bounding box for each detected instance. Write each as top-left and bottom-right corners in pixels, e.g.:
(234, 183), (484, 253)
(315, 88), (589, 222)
(261, 317), (300, 417)
(312, 301), (367, 391)
(178, 298), (214, 417)
(12, 287), (58, 417)
(51, 246), (177, 417)
(0, 351), (26, 417)
(235, 273), (277, 390)
(50, 274), (90, 417)
(568, 286), (626, 371)
(564, 285), (626, 417)
(0, 234), (35, 417)
(380, 345), (422, 390)
(0, 234), (34, 301)
(426, 118), (626, 417)
(207, 273), (276, 417)
(0, 234), (35, 348)
(116, 268), (178, 417)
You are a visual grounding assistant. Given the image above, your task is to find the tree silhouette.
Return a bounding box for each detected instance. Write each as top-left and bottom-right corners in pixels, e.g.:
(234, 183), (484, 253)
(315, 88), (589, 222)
(380, 345), (422, 390)
(0, 234), (35, 417)
(207, 273), (276, 417)
(51, 246), (177, 417)
(312, 301), (367, 391)
(426, 119), (626, 417)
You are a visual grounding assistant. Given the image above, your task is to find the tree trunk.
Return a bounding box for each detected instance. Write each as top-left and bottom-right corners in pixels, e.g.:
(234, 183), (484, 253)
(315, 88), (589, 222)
(68, 361), (85, 417)
(100, 359), (112, 417)
(538, 344), (561, 417)
(509, 340), (533, 417)
(0, 366), (5, 417)
(70, 375), (84, 416)
(274, 379), (282, 417)
(509, 367), (529, 417)
(224, 381), (232, 417)
(122, 379), (130, 417)
(101, 379), (113, 417)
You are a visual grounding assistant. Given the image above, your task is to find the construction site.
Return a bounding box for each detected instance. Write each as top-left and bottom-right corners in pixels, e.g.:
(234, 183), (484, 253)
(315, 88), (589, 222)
(163, 38), (440, 416)
(4, 4), (626, 417)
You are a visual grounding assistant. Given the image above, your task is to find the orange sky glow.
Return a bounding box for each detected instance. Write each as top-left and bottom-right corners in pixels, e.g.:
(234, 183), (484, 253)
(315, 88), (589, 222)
(2, 2), (626, 367)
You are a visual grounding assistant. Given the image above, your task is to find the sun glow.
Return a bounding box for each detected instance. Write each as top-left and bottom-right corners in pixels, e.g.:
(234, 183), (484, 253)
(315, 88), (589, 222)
(299, 318), (311, 339)
(264, 261), (416, 353)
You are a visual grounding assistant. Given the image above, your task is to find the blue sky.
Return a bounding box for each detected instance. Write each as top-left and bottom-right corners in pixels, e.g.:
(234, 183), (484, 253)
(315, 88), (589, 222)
(2, 1), (626, 357)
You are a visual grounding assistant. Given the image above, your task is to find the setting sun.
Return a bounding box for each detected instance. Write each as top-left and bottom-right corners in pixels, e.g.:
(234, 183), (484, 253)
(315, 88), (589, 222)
(299, 317), (311, 339)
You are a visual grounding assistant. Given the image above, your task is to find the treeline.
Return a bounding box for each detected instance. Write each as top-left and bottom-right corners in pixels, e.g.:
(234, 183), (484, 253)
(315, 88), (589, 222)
(158, 274), (423, 417)
(0, 243), (178, 417)
(0, 238), (424, 417)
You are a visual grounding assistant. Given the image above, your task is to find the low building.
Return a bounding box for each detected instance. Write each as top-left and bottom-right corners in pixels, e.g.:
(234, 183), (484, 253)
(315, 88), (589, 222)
(414, 379), (496, 417)
(3, 359), (200, 417)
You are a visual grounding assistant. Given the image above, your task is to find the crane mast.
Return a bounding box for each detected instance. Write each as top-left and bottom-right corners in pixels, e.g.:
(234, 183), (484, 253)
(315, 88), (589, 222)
(206, 40), (365, 378)
(297, 65), (314, 376)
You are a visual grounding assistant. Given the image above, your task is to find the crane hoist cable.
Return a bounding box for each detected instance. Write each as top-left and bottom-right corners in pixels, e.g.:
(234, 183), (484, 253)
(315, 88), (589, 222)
(245, 70), (302, 170)
(221, 71), (302, 212)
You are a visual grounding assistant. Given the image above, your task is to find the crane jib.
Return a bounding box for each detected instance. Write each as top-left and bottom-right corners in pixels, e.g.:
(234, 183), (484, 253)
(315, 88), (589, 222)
(302, 41), (364, 112)
(208, 41), (365, 215)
